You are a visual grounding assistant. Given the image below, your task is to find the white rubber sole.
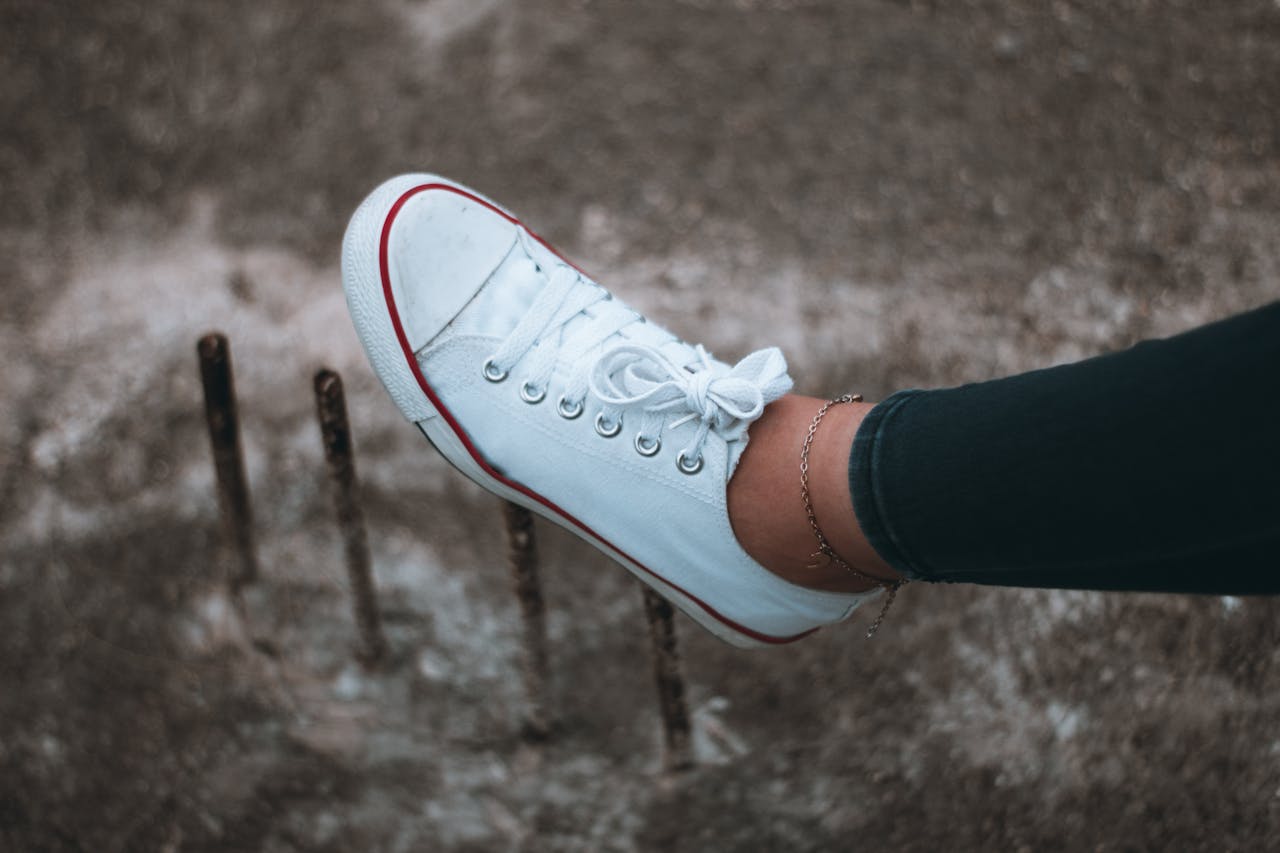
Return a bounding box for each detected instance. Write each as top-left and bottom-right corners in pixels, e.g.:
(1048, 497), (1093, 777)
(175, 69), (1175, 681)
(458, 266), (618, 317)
(341, 174), (809, 649)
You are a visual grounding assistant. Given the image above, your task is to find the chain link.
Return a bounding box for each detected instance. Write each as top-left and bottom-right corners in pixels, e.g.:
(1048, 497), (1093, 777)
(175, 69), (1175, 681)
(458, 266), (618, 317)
(800, 394), (907, 638)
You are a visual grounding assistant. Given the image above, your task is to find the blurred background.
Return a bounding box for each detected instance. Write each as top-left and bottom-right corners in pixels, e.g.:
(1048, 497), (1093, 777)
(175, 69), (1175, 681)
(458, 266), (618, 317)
(3, 0), (1279, 850)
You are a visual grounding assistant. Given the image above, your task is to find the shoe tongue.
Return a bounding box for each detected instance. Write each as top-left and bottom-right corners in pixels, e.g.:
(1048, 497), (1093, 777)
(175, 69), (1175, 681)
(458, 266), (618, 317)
(725, 438), (749, 478)
(452, 233), (693, 358)
(448, 240), (547, 339)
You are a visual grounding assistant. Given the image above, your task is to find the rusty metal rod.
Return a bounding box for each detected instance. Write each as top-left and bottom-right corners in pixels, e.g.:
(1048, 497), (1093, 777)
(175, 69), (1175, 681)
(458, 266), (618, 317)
(197, 332), (259, 588)
(502, 501), (551, 740)
(314, 368), (389, 668)
(641, 587), (693, 771)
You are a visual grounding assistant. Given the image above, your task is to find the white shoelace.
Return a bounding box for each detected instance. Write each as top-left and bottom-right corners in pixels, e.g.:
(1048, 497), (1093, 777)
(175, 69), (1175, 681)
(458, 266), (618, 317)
(484, 233), (793, 472)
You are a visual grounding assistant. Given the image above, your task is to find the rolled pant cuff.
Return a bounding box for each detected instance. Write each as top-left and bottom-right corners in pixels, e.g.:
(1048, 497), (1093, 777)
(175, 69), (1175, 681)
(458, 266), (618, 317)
(848, 389), (934, 582)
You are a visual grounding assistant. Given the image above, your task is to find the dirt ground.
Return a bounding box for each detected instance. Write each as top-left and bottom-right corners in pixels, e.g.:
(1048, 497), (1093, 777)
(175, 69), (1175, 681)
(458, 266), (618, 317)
(3, 0), (1280, 850)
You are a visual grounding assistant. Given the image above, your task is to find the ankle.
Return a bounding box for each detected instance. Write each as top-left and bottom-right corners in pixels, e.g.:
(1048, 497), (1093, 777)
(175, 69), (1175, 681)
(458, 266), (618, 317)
(728, 394), (901, 593)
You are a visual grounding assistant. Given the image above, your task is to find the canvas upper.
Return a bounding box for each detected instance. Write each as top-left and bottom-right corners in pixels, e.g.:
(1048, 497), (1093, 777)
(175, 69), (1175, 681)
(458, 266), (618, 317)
(341, 174), (878, 646)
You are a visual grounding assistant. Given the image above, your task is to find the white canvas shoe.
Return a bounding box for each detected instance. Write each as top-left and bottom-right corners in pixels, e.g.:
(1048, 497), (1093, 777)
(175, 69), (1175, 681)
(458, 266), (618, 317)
(341, 174), (877, 647)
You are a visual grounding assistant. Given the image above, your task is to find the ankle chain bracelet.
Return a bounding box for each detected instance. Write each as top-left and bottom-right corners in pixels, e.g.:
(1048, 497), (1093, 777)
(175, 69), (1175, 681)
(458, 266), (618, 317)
(800, 394), (907, 638)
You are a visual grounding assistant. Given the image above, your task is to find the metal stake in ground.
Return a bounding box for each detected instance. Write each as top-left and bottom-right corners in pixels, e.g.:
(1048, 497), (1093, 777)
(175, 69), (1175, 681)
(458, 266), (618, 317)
(641, 588), (694, 771)
(197, 333), (259, 589)
(502, 502), (552, 740)
(314, 368), (389, 667)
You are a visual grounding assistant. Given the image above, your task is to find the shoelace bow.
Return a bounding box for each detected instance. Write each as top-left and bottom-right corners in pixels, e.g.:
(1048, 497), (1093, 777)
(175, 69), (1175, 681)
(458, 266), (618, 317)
(485, 235), (793, 469)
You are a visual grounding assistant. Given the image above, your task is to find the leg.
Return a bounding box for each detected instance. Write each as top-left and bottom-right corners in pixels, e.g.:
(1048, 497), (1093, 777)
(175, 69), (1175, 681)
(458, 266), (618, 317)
(730, 395), (893, 592)
(731, 301), (1280, 595)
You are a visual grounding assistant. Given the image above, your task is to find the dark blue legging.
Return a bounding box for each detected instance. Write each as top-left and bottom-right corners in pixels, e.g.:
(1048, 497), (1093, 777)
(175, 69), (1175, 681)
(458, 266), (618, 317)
(849, 300), (1280, 594)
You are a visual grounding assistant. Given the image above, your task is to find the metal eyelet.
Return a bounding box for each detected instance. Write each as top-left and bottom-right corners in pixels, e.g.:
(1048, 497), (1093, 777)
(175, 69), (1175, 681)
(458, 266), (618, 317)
(594, 412), (622, 438)
(676, 451), (704, 475)
(482, 359), (508, 382)
(557, 396), (584, 419)
(634, 433), (661, 457)
(520, 381), (547, 404)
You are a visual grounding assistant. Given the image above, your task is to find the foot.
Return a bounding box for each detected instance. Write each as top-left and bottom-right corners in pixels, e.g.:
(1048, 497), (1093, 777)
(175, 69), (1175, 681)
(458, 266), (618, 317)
(341, 174), (882, 647)
(727, 394), (902, 593)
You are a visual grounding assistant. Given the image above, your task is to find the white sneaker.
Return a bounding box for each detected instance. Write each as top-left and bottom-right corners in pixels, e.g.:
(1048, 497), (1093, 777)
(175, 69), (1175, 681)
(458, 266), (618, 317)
(341, 174), (876, 647)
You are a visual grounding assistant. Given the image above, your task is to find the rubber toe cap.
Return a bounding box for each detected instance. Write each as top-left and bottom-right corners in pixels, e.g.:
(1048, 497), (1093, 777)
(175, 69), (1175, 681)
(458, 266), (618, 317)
(388, 186), (518, 351)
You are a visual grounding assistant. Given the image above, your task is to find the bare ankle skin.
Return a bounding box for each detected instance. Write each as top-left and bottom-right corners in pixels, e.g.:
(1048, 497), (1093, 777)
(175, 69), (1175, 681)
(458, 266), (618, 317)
(728, 394), (903, 593)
